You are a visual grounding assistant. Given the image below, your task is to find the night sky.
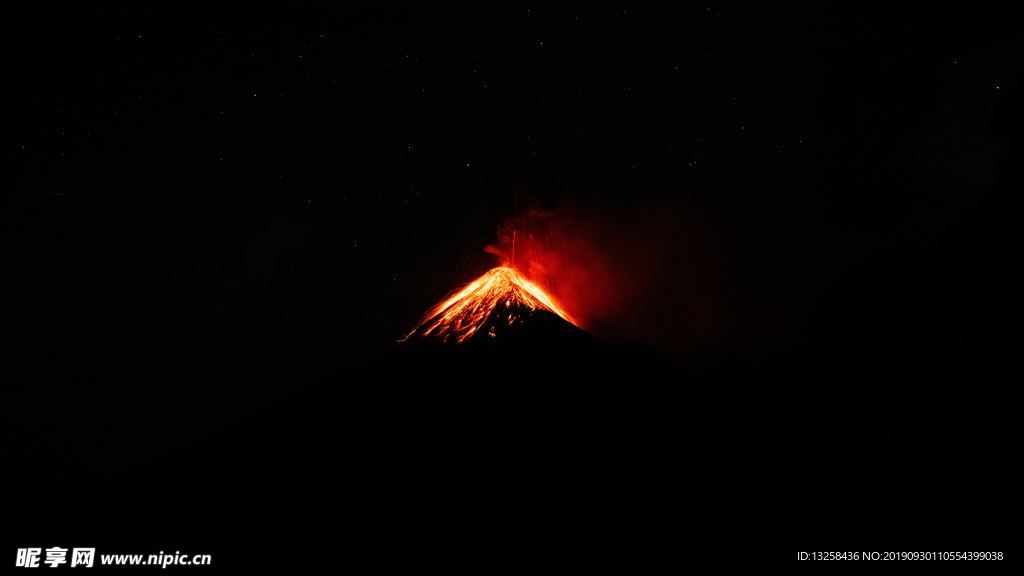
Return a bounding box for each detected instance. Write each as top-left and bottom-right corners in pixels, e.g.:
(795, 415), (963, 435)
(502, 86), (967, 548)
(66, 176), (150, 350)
(10, 4), (1021, 569)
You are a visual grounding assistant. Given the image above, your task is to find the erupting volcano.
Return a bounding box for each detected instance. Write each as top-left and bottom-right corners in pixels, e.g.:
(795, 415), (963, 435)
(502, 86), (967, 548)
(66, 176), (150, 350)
(402, 266), (581, 344)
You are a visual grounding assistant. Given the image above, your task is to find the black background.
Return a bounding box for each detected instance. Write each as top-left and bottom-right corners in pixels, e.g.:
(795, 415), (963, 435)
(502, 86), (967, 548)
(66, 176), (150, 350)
(8, 3), (1020, 572)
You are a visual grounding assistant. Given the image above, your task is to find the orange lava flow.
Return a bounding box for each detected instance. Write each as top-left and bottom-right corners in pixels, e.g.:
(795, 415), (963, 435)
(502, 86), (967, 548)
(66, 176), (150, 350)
(403, 266), (577, 343)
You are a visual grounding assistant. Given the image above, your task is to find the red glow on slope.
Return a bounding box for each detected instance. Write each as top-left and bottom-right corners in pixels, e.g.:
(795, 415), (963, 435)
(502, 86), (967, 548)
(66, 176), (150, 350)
(404, 206), (697, 346)
(403, 266), (576, 343)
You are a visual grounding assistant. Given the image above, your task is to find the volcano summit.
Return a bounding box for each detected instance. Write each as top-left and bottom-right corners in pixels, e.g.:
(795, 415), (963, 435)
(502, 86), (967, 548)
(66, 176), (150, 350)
(402, 266), (583, 344)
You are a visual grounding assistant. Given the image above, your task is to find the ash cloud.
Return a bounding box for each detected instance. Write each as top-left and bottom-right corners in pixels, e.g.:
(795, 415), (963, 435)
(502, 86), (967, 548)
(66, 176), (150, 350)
(484, 202), (728, 353)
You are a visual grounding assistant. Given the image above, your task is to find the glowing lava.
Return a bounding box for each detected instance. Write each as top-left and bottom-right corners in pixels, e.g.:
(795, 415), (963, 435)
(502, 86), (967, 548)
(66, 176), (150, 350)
(402, 266), (577, 343)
